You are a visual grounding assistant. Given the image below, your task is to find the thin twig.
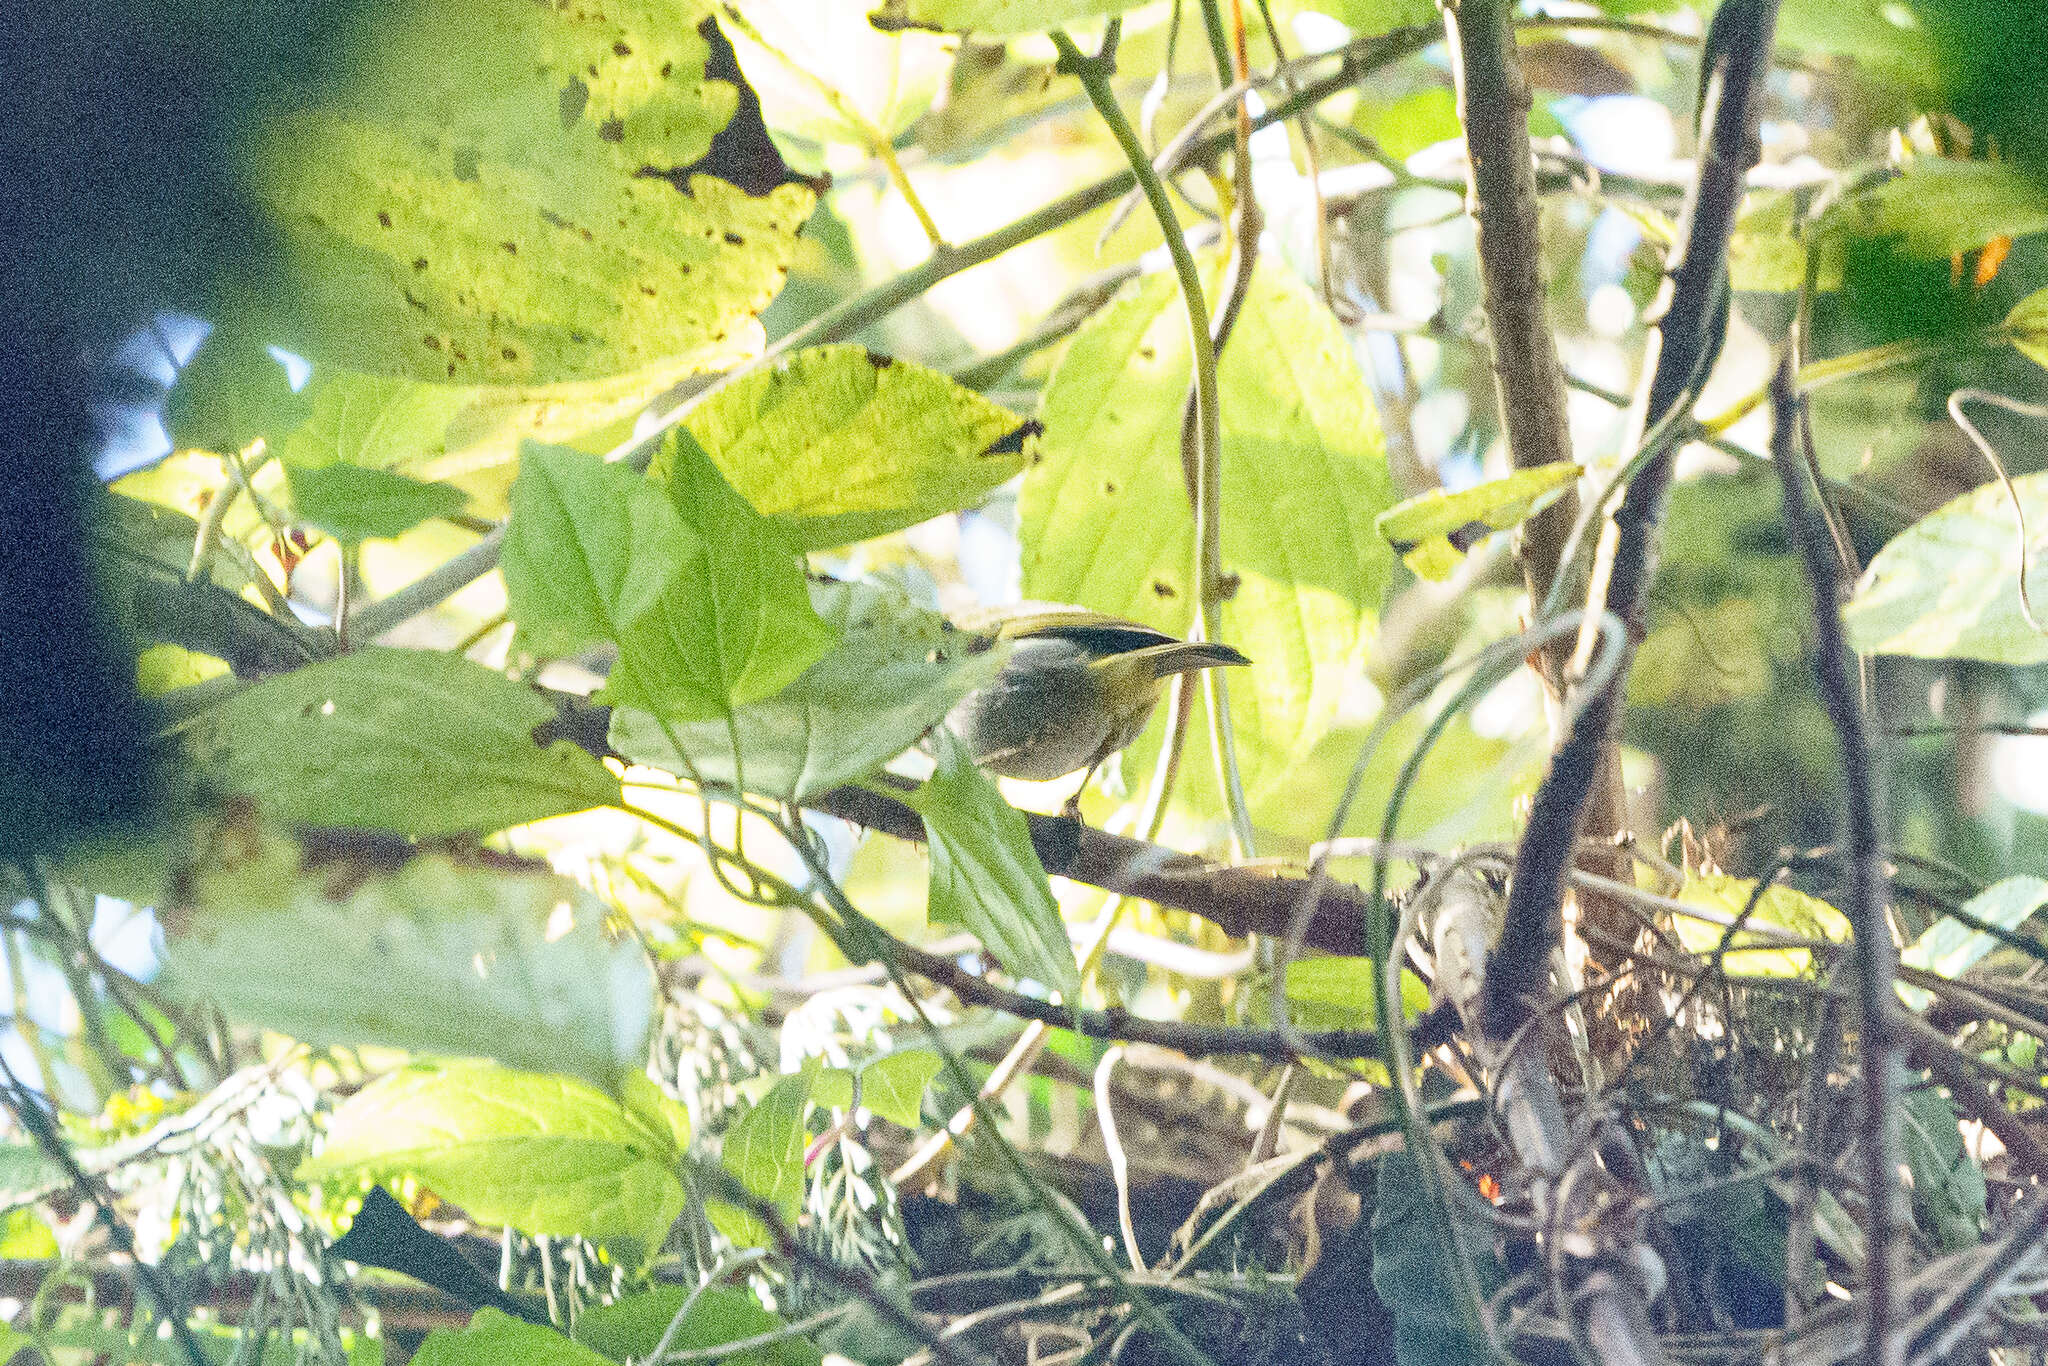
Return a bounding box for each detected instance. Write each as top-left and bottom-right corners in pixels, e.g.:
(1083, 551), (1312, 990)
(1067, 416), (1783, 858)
(1770, 358), (1900, 1366)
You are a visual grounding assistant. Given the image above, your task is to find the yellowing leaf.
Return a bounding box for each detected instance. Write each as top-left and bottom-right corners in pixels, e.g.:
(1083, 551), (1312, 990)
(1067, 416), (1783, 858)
(1673, 872), (1849, 977)
(677, 345), (1029, 552)
(1374, 462), (1581, 582)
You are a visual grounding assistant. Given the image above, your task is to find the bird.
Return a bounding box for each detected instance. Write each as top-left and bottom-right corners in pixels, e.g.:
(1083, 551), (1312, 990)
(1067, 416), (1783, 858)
(943, 608), (1249, 802)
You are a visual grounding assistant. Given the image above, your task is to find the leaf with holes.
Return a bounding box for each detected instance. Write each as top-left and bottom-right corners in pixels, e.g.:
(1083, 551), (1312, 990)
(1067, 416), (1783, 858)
(670, 345), (1029, 552)
(186, 647), (619, 836)
(1022, 261), (1393, 826)
(221, 4), (813, 384)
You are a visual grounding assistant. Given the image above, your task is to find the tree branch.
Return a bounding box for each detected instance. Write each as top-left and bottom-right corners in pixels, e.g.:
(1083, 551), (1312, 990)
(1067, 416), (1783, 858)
(878, 921), (1455, 1060)
(1489, 0), (1781, 1043)
(1770, 359), (1900, 1366)
(805, 783), (1377, 955)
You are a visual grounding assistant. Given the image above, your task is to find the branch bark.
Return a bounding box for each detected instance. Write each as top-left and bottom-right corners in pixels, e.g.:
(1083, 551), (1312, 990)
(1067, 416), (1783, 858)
(1489, 0), (1782, 1044)
(1442, 0), (1636, 1006)
(807, 783), (1375, 955)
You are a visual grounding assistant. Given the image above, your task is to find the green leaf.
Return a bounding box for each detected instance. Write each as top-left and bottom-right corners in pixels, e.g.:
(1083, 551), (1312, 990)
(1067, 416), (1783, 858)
(0, 1321), (39, 1366)
(1374, 463), (1580, 581)
(1358, 88), (1460, 163)
(1280, 958), (1432, 1032)
(1898, 876), (2048, 1010)
(575, 1286), (822, 1366)
(722, 1073), (815, 1213)
(186, 647), (620, 836)
(415, 1309), (611, 1366)
(1896, 1066), (1987, 1253)
(164, 331), (309, 456)
(616, 429), (838, 718)
(502, 444), (692, 659)
(305, 1061), (684, 1253)
(902, 730), (1080, 1001)
(1778, 0), (1937, 70)
(1022, 261), (1393, 827)
(1672, 872), (1850, 977)
(1824, 160), (2048, 260)
(288, 462), (468, 543)
(610, 578), (1007, 800)
(1842, 470), (2048, 665)
(223, 5), (814, 384)
(857, 1049), (944, 1127)
(0, 1208), (57, 1261)
(674, 345), (1028, 552)
(164, 827), (652, 1086)
(1370, 1146), (1502, 1366)
(2006, 287), (2048, 372)
(1728, 190), (1845, 294)
(867, 0), (1137, 36)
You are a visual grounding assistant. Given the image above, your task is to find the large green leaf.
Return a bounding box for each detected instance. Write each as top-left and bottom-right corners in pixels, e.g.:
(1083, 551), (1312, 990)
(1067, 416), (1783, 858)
(186, 647), (620, 836)
(305, 1061), (684, 1253)
(673, 345), (1028, 552)
(1898, 876), (2048, 1010)
(854, 1048), (944, 1128)
(1021, 262), (1394, 826)
(1280, 958), (1432, 1032)
(415, 1309), (612, 1366)
(868, 0), (1137, 36)
(164, 825), (651, 1086)
(618, 429), (839, 718)
(609, 578), (1007, 800)
(503, 438), (837, 720)
(502, 444), (692, 659)
(902, 730), (1081, 1001)
(576, 1286), (822, 1366)
(1842, 471), (2048, 665)
(1672, 872), (1849, 978)
(224, 2), (813, 383)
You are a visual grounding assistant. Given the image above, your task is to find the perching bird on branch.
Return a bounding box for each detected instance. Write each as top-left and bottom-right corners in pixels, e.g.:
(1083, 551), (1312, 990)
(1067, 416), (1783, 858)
(944, 608), (1249, 792)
